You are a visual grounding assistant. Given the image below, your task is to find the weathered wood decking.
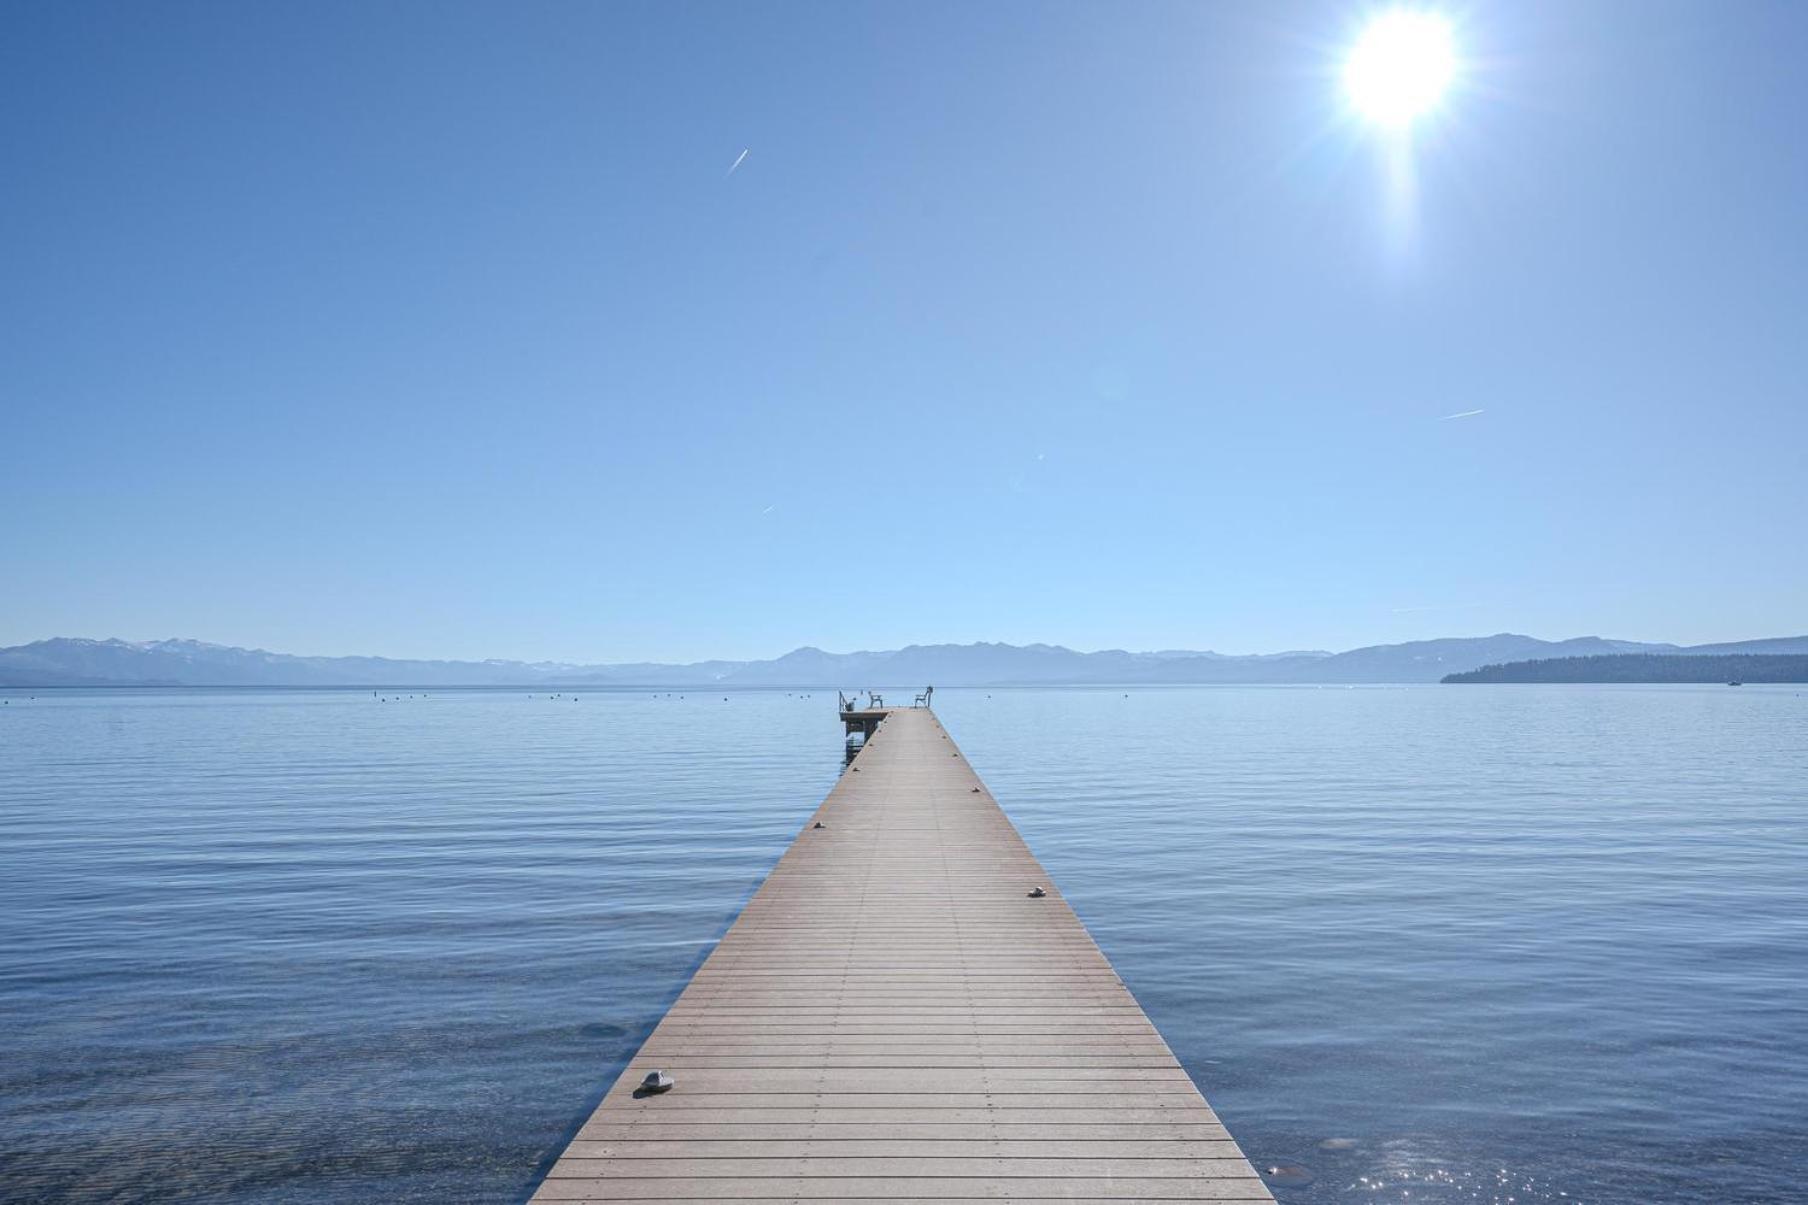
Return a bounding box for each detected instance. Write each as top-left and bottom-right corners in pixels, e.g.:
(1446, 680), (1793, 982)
(532, 707), (1272, 1203)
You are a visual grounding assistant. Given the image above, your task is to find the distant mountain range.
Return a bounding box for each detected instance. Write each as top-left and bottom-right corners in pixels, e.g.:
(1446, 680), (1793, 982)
(5, 633), (1807, 688)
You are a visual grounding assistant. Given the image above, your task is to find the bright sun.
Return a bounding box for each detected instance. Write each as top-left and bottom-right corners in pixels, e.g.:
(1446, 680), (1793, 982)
(1344, 10), (1457, 128)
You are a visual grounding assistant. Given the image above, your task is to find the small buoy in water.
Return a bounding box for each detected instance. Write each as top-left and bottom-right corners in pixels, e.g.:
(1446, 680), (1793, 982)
(1028, 886), (1046, 898)
(812, 821), (826, 829)
(640, 1070), (675, 1094)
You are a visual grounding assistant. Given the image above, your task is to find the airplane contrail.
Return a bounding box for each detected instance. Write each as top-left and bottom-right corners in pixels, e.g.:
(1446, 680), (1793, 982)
(761, 504), (775, 515)
(727, 148), (749, 177)
(1439, 408), (1485, 421)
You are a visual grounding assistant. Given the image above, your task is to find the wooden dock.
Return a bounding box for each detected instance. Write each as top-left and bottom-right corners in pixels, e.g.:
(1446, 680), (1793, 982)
(531, 707), (1272, 1203)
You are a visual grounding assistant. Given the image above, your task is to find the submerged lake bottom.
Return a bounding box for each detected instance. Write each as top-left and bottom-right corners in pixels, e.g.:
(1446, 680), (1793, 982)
(1, 684), (1804, 1203)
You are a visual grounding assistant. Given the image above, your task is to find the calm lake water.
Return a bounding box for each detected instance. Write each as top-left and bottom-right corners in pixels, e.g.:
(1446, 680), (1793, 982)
(1, 685), (1804, 1203)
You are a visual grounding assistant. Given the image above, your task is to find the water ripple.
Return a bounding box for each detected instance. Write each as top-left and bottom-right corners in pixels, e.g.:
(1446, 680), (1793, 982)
(3, 684), (1805, 1203)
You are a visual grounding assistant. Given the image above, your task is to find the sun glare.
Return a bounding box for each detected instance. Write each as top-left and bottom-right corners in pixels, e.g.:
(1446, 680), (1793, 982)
(1344, 10), (1457, 128)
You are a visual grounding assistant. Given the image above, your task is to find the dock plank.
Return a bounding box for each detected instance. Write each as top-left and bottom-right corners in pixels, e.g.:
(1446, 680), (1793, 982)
(530, 708), (1271, 1204)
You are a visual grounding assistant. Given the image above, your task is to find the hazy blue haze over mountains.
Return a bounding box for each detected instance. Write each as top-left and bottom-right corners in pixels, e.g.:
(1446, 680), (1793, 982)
(5, 633), (1807, 688)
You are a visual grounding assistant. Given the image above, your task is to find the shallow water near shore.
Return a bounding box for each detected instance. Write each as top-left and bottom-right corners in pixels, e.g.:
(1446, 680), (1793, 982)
(2, 684), (1804, 1202)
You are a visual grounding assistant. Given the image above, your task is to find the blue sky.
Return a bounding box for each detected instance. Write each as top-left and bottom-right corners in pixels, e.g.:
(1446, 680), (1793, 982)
(3, 1), (1803, 662)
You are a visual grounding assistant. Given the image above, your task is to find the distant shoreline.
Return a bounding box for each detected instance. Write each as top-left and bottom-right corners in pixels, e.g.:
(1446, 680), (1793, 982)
(6, 676), (1804, 693)
(1444, 653), (1808, 684)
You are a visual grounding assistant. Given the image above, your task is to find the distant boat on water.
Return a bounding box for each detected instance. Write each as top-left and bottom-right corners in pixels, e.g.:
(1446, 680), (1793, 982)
(1728, 680), (1743, 686)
